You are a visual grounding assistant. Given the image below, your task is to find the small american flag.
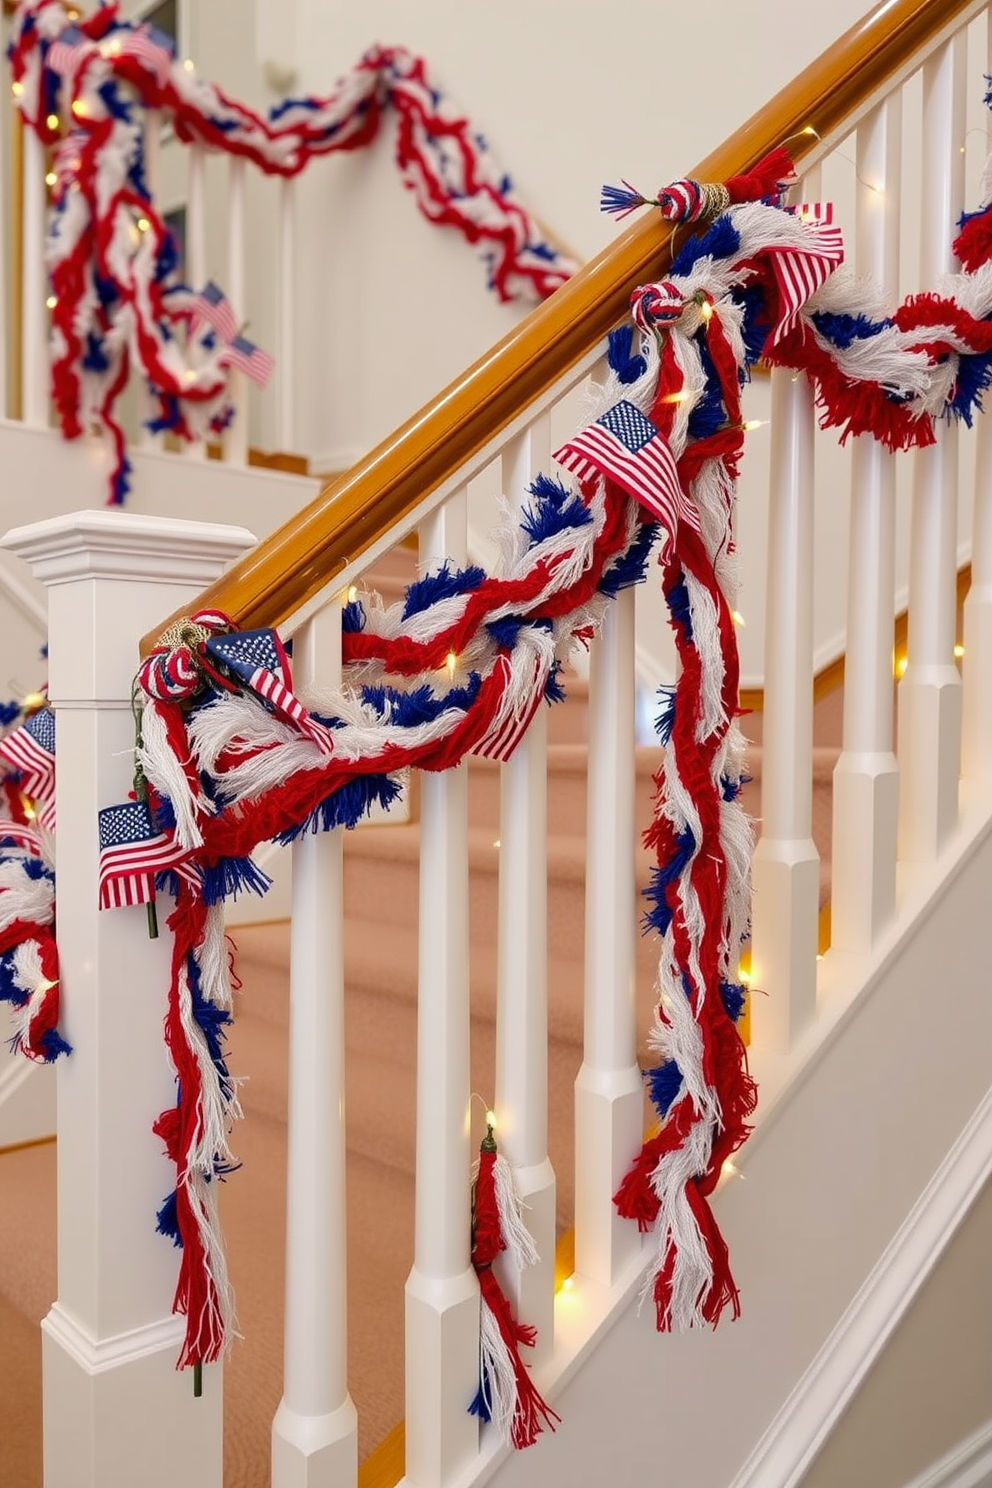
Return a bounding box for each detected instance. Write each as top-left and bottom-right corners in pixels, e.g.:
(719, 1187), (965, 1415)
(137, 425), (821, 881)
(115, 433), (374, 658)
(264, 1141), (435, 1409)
(190, 281), (239, 344)
(0, 707), (56, 800)
(766, 212), (844, 346)
(116, 25), (174, 88)
(98, 800), (191, 910)
(204, 629), (335, 755)
(553, 400), (699, 561)
(46, 25), (91, 78)
(221, 335), (275, 389)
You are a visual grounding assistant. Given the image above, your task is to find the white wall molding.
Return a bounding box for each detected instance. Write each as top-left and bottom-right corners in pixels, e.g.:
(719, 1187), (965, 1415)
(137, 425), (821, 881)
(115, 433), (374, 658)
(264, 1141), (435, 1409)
(729, 1089), (992, 1488)
(901, 1420), (992, 1488)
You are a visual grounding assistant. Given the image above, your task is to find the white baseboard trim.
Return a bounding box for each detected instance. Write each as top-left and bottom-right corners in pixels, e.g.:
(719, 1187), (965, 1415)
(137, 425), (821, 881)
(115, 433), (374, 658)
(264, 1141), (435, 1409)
(902, 1420), (992, 1488)
(730, 1086), (992, 1488)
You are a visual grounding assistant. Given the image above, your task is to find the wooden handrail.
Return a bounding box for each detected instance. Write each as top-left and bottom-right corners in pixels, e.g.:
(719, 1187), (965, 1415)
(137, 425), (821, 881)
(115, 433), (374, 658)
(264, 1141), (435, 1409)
(143, 0), (981, 651)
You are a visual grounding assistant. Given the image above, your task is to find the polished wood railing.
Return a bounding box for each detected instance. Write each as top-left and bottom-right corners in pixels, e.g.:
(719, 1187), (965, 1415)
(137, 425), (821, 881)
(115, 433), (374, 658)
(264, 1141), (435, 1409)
(143, 0), (984, 648)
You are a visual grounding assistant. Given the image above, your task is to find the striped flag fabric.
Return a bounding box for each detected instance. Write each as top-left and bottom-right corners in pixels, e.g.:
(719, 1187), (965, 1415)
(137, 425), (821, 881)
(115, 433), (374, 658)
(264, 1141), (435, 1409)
(190, 281), (239, 344)
(0, 819), (45, 855)
(46, 25), (91, 78)
(98, 800), (191, 910)
(117, 25), (174, 88)
(766, 211), (844, 345)
(0, 707), (56, 801)
(204, 629), (335, 754)
(553, 400), (700, 561)
(220, 335), (275, 389)
(471, 653), (547, 763)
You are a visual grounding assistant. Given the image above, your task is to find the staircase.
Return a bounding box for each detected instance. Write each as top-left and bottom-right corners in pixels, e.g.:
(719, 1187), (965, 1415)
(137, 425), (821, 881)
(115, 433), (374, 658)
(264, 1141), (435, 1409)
(3, 3), (992, 1488)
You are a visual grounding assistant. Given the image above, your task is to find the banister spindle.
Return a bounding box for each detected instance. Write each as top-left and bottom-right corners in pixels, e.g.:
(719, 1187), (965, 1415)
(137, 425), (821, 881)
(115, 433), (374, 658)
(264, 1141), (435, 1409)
(21, 126), (48, 426)
(225, 157), (248, 465)
(574, 582), (642, 1287)
(494, 417), (555, 1364)
(0, 91), (7, 418)
(405, 491), (479, 1487)
(830, 98), (902, 953)
(187, 144), (207, 458)
(271, 604), (358, 1486)
(279, 177), (296, 453)
(750, 160), (820, 1049)
(897, 36), (966, 860)
(138, 110), (162, 449)
(961, 19), (992, 792)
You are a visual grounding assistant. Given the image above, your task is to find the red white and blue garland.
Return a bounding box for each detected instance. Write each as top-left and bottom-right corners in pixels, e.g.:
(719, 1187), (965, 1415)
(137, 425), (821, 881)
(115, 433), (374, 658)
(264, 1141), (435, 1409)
(5, 119), (992, 1432)
(8, 0), (579, 504)
(0, 697), (66, 1064)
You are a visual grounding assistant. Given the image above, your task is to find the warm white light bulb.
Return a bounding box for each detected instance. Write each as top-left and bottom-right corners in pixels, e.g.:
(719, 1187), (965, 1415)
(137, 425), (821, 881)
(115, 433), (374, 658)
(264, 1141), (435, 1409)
(485, 1109), (496, 1130)
(45, 295), (57, 310)
(46, 112), (60, 129)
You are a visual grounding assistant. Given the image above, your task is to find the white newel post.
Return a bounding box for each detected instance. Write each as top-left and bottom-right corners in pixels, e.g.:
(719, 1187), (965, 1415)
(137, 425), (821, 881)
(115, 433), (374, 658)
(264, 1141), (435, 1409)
(897, 36), (966, 861)
(405, 490), (480, 1487)
(830, 97), (901, 954)
(574, 585), (642, 1287)
(272, 604), (358, 1488)
(750, 367), (819, 1050)
(494, 421), (555, 1364)
(0, 510), (255, 1488)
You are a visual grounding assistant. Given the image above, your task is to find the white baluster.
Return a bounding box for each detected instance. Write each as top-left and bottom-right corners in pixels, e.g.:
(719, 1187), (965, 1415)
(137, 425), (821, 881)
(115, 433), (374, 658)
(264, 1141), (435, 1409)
(272, 604), (358, 1486)
(963, 405), (992, 789)
(224, 156), (248, 465)
(831, 98), (902, 953)
(22, 126), (48, 426)
(494, 418), (555, 1365)
(0, 88), (7, 418)
(750, 366), (819, 1049)
(187, 143), (207, 459)
(898, 37), (966, 860)
(573, 584), (642, 1287)
(138, 110), (162, 449)
(0, 510), (256, 1488)
(961, 20), (992, 792)
(280, 176), (296, 453)
(405, 491), (479, 1486)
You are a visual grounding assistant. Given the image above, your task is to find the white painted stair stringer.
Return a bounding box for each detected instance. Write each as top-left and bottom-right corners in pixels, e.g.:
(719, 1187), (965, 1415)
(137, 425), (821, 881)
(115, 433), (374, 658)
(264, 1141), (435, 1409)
(450, 786), (992, 1488)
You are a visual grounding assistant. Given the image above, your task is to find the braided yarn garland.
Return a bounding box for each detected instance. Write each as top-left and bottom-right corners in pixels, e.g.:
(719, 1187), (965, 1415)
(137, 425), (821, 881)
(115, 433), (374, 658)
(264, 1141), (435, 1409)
(8, 0), (578, 503)
(2, 115), (978, 1380)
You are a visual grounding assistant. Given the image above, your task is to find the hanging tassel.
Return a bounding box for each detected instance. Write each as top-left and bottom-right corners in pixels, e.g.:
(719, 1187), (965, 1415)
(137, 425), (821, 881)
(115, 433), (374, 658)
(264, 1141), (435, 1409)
(469, 1119), (559, 1449)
